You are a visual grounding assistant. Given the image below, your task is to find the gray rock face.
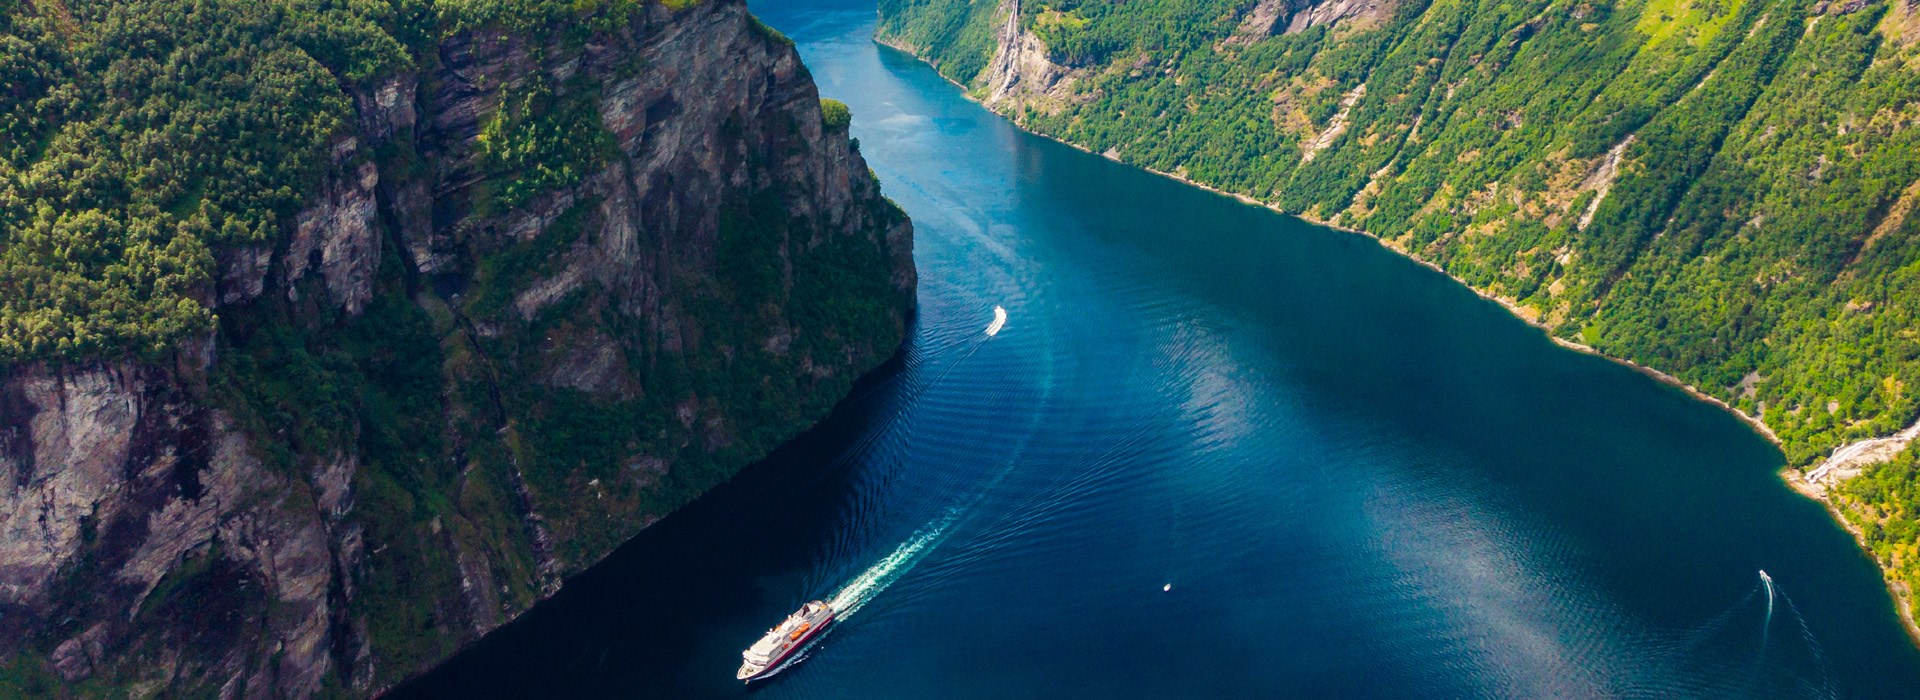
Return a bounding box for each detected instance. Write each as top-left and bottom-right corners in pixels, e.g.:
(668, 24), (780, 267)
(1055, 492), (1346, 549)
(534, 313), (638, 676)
(977, 0), (1120, 122)
(1228, 0), (1400, 43)
(983, 0), (1072, 115)
(0, 365), (345, 697)
(1226, 0), (1305, 45)
(1281, 0), (1399, 34)
(0, 365), (142, 614)
(0, 0), (913, 695)
(285, 152), (383, 315)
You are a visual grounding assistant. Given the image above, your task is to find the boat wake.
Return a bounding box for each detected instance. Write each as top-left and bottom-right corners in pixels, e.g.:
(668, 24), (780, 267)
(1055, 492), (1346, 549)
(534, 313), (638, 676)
(775, 305), (1017, 669)
(827, 510), (960, 619)
(1642, 569), (1836, 698)
(1759, 569), (1774, 645)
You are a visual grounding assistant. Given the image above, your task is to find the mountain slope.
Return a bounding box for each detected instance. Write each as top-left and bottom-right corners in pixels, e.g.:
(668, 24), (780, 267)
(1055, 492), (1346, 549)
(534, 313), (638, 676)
(0, 0), (914, 695)
(879, 0), (1920, 636)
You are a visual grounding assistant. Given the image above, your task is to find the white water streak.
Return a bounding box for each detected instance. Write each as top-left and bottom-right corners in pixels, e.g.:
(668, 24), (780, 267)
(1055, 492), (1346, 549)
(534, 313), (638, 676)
(827, 510), (960, 618)
(986, 306), (1008, 336)
(1759, 570), (1774, 624)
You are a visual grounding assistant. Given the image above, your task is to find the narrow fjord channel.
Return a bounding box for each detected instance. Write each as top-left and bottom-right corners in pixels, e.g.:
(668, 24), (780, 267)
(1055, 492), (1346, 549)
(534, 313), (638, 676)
(394, 1), (1920, 696)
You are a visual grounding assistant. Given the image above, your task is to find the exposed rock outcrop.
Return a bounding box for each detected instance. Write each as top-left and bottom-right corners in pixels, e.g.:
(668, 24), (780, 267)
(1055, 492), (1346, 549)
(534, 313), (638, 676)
(1576, 135), (1636, 231)
(1300, 82), (1367, 163)
(0, 0), (913, 696)
(1284, 0), (1400, 33)
(285, 152), (382, 315)
(1227, 0), (1304, 44)
(982, 0), (1079, 118)
(0, 363), (346, 697)
(1804, 420), (1920, 488)
(1228, 0), (1402, 45)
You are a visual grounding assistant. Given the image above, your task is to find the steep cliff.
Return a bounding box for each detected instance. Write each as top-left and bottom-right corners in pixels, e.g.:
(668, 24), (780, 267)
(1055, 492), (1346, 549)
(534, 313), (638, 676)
(0, 0), (914, 695)
(980, 0), (1074, 113)
(878, 0), (1920, 638)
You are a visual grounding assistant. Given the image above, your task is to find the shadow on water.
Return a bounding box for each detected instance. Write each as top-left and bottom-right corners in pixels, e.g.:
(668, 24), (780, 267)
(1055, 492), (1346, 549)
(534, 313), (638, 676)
(390, 343), (922, 698)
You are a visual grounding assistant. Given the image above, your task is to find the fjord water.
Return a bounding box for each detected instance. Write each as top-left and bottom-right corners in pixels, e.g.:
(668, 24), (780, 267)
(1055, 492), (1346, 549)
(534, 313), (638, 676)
(395, 2), (1920, 696)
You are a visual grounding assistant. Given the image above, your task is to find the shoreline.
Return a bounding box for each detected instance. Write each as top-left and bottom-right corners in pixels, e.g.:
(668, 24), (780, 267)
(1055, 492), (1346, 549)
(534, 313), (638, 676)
(882, 29), (1781, 444)
(1109, 157), (1790, 444)
(1050, 95), (1920, 648)
(1786, 472), (1920, 646)
(870, 30), (1920, 645)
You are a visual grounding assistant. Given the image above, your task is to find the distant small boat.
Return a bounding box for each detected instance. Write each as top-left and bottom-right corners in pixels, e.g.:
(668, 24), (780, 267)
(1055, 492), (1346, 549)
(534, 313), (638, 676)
(986, 306), (1007, 336)
(737, 600), (835, 682)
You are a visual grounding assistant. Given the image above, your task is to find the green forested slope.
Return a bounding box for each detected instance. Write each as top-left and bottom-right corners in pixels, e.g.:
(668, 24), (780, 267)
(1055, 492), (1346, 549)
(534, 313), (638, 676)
(880, 0), (1920, 624)
(0, 0), (668, 365)
(1, 0), (914, 693)
(0, 0), (385, 361)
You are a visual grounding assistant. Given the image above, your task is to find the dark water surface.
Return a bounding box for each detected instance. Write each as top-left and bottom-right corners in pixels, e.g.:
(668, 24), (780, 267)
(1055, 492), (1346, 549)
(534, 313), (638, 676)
(393, 2), (1920, 696)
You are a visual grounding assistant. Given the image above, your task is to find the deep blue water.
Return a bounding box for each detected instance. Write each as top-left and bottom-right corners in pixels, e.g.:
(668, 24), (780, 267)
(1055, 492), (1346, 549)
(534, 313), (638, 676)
(393, 2), (1920, 696)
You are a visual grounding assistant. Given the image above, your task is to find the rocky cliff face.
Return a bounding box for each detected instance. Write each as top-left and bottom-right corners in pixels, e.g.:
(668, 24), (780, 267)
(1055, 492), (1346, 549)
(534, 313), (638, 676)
(0, 0), (913, 696)
(981, 0), (1075, 115)
(1227, 0), (1400, 44)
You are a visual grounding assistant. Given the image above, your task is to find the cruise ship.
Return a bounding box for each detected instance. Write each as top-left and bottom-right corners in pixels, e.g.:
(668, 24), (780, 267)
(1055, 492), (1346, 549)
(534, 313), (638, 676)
(737, 600), (835, 682)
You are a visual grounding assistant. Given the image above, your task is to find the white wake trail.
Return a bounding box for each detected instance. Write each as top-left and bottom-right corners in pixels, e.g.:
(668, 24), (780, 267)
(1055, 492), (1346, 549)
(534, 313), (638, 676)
(1759, 570), (1774, 625)
(827, 510), (960, 618)
(820, 307), (1013, 624)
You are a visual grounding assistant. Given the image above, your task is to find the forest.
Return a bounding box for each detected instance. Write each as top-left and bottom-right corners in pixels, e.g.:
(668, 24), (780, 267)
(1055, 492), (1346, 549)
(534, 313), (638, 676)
(0, 0), (666, 367)
(2, 0), (913, 691)
(879, 0), (1920, 616)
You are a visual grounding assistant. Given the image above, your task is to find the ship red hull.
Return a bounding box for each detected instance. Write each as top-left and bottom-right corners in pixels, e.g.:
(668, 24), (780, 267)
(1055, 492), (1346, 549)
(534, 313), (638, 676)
(743, 613), (836, 682)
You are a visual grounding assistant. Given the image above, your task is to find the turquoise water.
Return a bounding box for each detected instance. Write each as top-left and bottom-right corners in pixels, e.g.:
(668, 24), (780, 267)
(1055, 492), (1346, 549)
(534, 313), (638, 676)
(393, 2), (1920, 696)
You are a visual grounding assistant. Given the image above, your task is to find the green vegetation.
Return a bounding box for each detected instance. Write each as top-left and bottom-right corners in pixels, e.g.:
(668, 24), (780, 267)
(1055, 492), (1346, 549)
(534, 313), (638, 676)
(2, 0), (911, 689)
(0, 651), (62, 699)
(0, 0), (662, 369)
(476, 75), (617, 214)
(0, 0), (388, 365)
(884, 0), (1920, 460)
(0, 648), (121, 699)
(877, 0), (1003, 80)
(435, 0), (648, 36)
(1635, 0), (1744, 48)
(880, 0), (1920, 615)
(465, 184), (910, 567)
(1839, 443), (1920, 618)
(214, 240), (479, 686)
(468, 198), (598, 316)
(821, 97), (853, 130)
